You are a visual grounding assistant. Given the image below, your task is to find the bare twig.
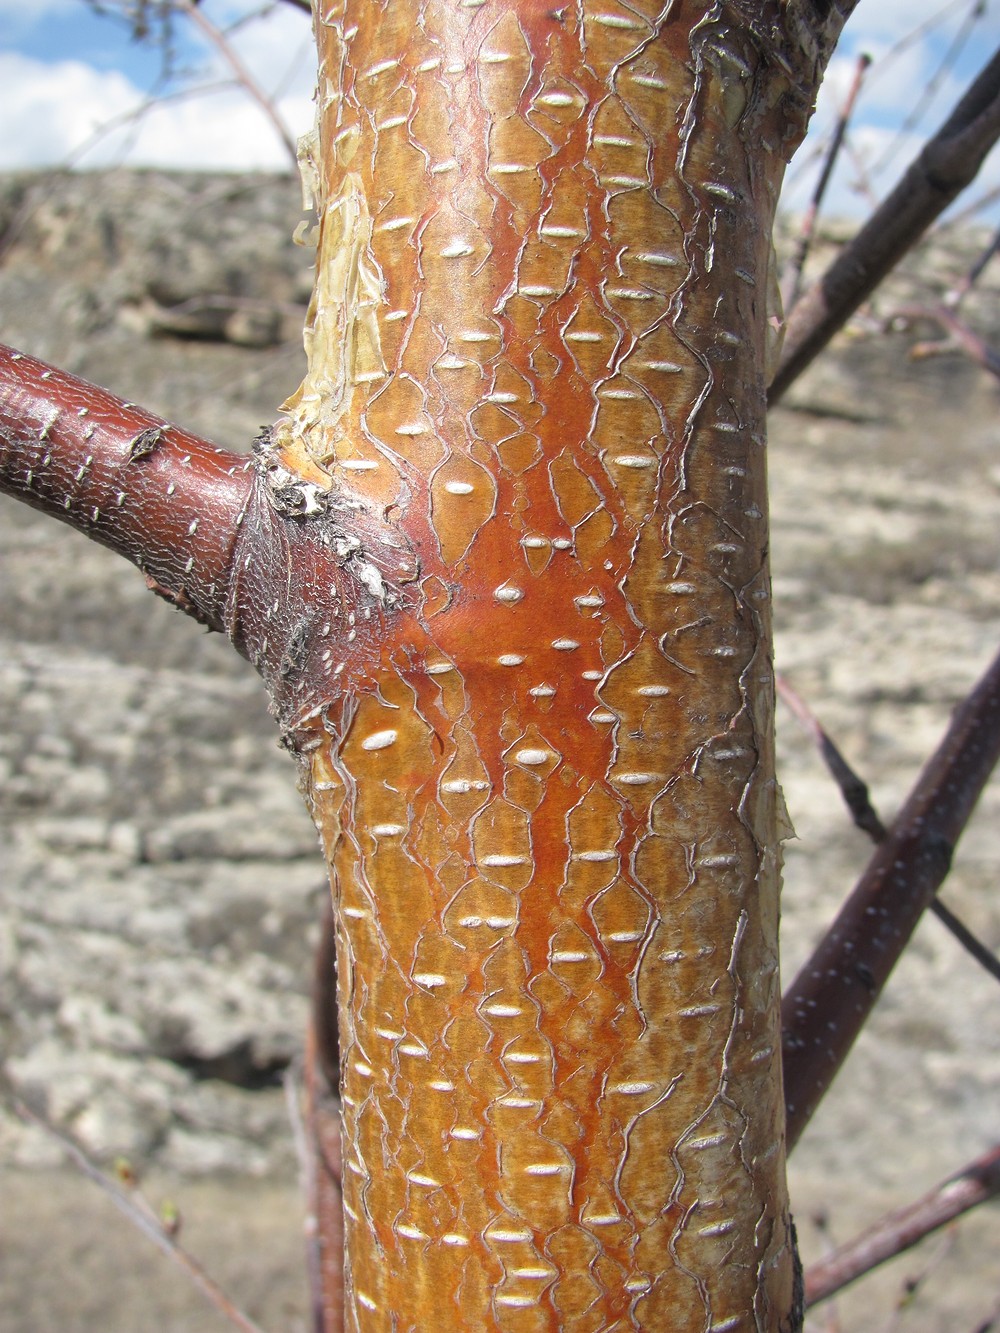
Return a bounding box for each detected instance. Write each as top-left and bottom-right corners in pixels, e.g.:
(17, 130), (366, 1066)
(927, 895), (1000, 983)
(869, 0), (987, 179)
(777, 674), (1000, 985)
(771, 45), (1000, 402)
(10, 1095), (270, 1333)
(781, 644), (1000, 1150)
(783, 53), (871, 311)
(804, 1143), (1000, 1306)
(175, 0), (299, 166)
(304, 1021), (345, 1333)
(777, 674), (886, 841)
(945, 221), (1000, 307)
(883, 1227), (959, 1333)
(896, 303), (1000, 381)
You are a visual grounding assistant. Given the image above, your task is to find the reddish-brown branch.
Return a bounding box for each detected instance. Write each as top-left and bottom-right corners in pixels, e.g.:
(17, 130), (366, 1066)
(782, 644), (1000, 1150)
(771, 45), (1000, 402)
(175, 0), (299, 167)
(0, 342), (418, 733)
(0, 343), (253, 634)
(804, 1143), (1000, 1306)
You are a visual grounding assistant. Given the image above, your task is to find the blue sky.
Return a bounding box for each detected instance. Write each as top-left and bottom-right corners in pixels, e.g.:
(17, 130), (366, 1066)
(1, 0), (998, 218)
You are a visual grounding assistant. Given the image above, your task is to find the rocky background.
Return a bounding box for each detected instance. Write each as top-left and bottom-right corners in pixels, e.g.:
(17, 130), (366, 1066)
(1, 171), (998, 1330)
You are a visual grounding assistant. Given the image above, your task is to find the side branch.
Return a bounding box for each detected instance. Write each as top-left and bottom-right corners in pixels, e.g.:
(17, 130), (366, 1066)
(782, 644), (1000, 1150)
(0, 344), (419, 734)
(771, 45), (1000, 401)
(804, 1142), (1000, 1306)
(0, 343), (252, 634)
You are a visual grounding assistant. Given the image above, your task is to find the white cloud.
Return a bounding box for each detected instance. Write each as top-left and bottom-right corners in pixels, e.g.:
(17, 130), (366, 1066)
(0, 51), (141, 168)
(114, 86), (313, 171)
(0, 3), (316, 173)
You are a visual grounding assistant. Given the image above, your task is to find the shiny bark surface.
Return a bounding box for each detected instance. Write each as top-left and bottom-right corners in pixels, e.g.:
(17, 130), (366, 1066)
(272, 3), (837, 1328)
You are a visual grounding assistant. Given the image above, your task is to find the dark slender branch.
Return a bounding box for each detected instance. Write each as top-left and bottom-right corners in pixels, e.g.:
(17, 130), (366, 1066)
(284, 1068), (329, 1333)
(770, 44), (1000, 402)
(946, 221), (1000, 305)
(777, 674), (887, 841)
(279, 0), (311, 11)
(783, 52), (871, 311)
(928, 895), (1000, 983)
(782, 644), (1000, 1151)
(0, 343), (252, 635)
(305, 1016), (345, 1333)
(777, 673), (1000, 985)
(804, 1142), (1000, 1306)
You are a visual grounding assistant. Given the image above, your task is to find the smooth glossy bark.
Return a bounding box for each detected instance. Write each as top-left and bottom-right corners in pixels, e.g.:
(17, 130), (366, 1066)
(274, 3), (850, 1328)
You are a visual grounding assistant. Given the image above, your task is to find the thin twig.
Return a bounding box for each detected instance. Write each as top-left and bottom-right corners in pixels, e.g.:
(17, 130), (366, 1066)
(781, 644), (1000, 1151)
(175, 0), (299, 166)
(896, 303), (1000, 380)
(868, 0), (987, 179)
(777, 674), (1000, 985)
(284, 1067), (327, 1333)
(783, 53), (871, 311)
(9, 1095), (270, 1333)
(304, 1022), (345, 1333)
(945, 221), (1000, 307)
(771, 45), (1000, 402)
(882, 1226), (959, 1333)
(804, 1144), (1000, 1306)
(303, 895), (344, 1332)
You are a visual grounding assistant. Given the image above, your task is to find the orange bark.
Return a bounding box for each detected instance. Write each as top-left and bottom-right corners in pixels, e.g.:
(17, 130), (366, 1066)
(0, 4), (855, 1327)
(267, 3), (845, 1328)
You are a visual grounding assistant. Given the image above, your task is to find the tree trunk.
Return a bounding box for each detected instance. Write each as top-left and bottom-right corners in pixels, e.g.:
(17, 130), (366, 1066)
(268, 3), (845, 1328)
(0, 1), (856, 1328)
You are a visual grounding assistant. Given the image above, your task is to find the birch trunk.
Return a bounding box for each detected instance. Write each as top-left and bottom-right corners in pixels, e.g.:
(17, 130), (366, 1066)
(260, 3), (845, 1328)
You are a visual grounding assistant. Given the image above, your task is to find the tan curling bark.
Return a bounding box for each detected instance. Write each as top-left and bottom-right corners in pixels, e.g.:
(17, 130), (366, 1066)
(263, 2), (850, 1328)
